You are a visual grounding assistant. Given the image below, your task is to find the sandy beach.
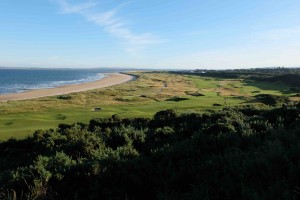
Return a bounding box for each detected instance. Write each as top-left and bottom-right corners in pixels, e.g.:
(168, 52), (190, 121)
(0, 73), (134, 102)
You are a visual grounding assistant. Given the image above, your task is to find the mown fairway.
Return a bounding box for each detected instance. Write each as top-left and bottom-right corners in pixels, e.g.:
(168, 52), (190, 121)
(0, 72), (296, 140)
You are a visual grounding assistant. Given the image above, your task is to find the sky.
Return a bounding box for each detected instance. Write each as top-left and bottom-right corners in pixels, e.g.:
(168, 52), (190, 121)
(0, 0), (300, 69)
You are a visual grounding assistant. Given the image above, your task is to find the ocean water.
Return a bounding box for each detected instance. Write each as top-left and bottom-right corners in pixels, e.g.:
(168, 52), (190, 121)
(0, 68), (118, 95)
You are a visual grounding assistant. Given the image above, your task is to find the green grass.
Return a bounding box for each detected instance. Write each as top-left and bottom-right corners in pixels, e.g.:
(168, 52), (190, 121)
(0, 72), (297, 140)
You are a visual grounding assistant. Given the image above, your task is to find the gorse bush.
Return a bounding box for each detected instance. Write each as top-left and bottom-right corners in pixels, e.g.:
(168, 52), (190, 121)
(0, 104), (300, 199)
(255, 94), (290, 106)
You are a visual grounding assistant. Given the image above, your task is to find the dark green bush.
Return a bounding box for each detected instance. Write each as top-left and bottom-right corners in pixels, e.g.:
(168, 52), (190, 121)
(1, 104), (300, 199)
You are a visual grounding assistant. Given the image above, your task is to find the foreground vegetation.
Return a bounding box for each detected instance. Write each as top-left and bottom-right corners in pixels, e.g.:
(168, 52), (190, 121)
(1, 68), (300, 199)
(1, 103), (300, 199)
(1, 70), (298, 140)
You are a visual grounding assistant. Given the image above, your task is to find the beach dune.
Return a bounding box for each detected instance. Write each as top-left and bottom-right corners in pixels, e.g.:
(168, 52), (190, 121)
(0, 73), (134, 102)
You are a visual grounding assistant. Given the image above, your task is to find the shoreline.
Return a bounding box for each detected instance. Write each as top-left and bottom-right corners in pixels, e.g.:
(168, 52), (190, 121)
(0, 73), (134, 102)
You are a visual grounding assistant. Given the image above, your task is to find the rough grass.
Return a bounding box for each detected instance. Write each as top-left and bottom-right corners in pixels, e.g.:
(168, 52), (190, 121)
(0, 72), (297, 140)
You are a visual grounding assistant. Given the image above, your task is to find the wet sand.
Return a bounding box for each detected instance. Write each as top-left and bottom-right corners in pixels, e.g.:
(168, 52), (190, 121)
(0, 73), (134, 102)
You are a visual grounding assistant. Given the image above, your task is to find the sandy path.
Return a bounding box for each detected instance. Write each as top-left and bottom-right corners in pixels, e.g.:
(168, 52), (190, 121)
(0, 73), (134, 102)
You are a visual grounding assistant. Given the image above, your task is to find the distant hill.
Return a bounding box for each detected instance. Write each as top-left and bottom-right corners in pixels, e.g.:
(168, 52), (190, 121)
(269, 74), (300, 87)
(172, 68), (300, 87)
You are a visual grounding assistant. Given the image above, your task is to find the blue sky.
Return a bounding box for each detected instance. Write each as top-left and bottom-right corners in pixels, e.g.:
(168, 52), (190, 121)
(0, 0), (300, 69)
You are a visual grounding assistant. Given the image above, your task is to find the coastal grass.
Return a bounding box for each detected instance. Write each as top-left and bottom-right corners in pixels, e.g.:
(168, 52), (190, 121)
(0, 72), (297, 140)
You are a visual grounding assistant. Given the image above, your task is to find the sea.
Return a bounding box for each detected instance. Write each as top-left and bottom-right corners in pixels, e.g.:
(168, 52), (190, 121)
(0, 68), (123, 95)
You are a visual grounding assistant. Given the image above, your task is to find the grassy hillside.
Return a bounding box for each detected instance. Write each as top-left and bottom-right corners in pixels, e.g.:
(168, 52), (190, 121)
(0, 72), (298, 140)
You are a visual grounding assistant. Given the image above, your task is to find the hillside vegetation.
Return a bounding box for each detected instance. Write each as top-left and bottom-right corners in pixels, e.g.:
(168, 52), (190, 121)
(1, 103), (300, 199)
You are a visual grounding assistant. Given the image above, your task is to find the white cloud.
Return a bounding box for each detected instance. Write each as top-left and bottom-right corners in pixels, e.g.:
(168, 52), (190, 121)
(53, 0), (162, 53)
(53, 0), (97, 14)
